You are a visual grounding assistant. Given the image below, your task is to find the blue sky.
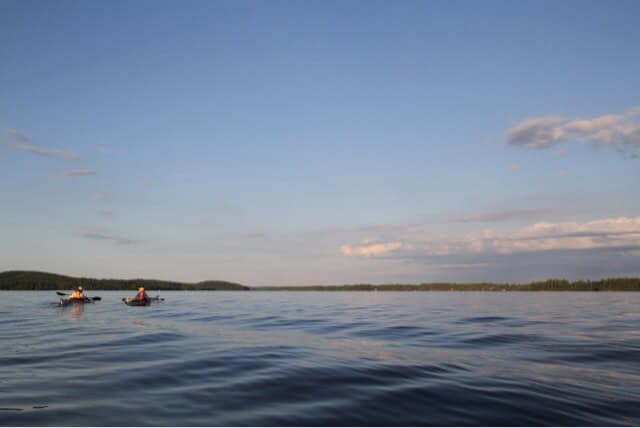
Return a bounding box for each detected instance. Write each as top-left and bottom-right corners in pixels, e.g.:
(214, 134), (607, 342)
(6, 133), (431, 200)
(1, 0), (639, 285)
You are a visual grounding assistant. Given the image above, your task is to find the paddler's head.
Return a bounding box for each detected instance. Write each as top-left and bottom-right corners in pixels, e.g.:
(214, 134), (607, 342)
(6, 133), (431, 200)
(77, 286), (83, 292)
(138, 286), (145, 292)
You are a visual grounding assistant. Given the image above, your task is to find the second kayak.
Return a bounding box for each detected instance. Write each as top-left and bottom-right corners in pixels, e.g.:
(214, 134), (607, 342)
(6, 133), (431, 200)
(122, 296), (164, 306)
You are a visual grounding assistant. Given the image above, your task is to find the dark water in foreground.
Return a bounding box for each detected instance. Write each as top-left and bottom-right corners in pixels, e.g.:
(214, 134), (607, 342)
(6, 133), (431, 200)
(1, 291), (640, 426)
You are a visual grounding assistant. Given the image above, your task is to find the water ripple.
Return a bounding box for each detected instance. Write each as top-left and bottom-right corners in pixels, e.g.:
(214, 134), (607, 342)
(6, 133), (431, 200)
(1, 291), (640, 426)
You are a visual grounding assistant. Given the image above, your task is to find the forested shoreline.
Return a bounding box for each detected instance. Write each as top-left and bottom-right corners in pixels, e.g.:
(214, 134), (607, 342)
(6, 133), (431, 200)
(0, 271), (249, 291)
(1, 271), (639, 291)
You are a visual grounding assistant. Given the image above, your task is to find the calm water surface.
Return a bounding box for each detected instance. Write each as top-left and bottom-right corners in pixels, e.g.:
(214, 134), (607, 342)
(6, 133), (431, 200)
(1, 291), (639, 426)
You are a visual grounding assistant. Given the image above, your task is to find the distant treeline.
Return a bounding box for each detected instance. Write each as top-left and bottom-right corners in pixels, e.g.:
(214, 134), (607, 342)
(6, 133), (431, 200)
(251, 278), (640, 291)
(2, 271), (640, 291)
(0, 271), (249, 291)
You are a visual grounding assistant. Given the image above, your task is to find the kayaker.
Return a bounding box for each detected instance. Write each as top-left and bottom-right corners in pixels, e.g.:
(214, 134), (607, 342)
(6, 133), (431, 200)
(69, 286), (84, 300)
(134, 286), (149, 301)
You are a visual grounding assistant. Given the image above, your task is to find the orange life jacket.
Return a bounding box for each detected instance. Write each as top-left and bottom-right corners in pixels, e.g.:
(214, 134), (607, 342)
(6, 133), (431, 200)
(69, 290), (83, 299)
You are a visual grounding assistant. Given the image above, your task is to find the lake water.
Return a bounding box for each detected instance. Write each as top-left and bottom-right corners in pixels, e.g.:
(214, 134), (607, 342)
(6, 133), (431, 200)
(1, 291), (640, 426)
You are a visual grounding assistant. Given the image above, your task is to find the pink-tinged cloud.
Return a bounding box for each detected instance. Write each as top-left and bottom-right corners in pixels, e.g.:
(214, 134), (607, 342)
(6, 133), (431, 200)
(508, 107), (640, 155)
(340, 241), (402, 256)
(97, 209), (113, 217)
(62, 169), (98, 177)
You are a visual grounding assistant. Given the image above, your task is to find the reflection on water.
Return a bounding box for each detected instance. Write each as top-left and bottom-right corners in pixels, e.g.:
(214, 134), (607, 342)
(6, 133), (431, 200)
(1, 291), (640, 426)
(56, 301), (85, 319)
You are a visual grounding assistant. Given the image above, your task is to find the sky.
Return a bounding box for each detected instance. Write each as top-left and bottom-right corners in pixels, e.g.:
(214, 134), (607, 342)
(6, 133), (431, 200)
(1, 0), (639, 285)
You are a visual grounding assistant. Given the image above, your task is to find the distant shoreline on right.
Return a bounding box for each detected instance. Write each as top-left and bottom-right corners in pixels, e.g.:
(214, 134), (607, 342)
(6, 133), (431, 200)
(253, 278), (640, 291)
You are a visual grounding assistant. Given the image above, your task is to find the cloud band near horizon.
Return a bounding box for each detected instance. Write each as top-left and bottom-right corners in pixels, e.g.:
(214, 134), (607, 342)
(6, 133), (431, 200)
(341, 216), (640, 258)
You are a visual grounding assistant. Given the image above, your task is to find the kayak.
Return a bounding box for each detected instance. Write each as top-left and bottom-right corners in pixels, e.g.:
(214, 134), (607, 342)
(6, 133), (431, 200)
(59, 297), (94, 306)
(122, 297), (150, 306)
(56, 292), (101, 306)
(122, 296), (164, 306)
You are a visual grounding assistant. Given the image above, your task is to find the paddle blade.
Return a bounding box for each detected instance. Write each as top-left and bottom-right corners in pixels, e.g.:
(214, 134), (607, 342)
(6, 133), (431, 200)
(56, 291), (68, 296)
(91, 297), (101, 301)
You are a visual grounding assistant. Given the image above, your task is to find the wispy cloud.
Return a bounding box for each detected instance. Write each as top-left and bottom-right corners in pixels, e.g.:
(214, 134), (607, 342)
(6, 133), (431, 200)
(340, 241), (402, 256)
(508, 107), (640, 156)
(135, 178), (154, 187)
(13, 143), (80, 160)
(452, 208), (550, 223)
(495, 218), (640, 253)
(4, 128), (31, 143)
(245, 232), (267, 239)
(81, 230), (139, 245)
(62, 169), (98, 177)
(3, 128), (79, 160)
(97, 209), (113, 217)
